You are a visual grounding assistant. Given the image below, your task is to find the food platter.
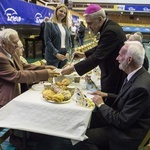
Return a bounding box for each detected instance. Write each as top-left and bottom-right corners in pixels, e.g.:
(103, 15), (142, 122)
(42, 96), (71, 104)
(45, 99), (71, 104)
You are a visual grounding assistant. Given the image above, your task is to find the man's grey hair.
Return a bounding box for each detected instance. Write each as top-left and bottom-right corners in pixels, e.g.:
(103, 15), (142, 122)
(128, 34), (142, 43)
(0, 28), (18, 44)
(84, 9), (106, 19)
(125, 41), (145, 66)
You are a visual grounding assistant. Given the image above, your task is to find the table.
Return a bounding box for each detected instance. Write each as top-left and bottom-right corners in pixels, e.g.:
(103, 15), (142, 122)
(0, 83), (94, 144)
(24, 37), (41, 58)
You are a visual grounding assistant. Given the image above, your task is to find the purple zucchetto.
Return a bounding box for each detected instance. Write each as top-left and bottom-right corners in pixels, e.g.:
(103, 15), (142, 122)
(84, 4), (101, 15)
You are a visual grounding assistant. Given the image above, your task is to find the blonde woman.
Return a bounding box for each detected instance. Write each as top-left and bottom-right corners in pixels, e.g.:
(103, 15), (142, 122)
(44, 4), (71, 68)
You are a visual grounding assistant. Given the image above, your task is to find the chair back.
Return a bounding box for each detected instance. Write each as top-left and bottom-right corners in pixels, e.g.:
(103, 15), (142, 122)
(0, 128), (11, 150)
(138, 130), (150, 150)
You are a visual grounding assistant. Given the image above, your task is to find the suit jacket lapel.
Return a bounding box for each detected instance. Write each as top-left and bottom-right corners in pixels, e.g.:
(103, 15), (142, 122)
(113, 81), (132, 104)
(0, 47), (16, 68)
(112, 67), (145, 106)
(9, 58), (16, 68)
(13, 53), (23, 70)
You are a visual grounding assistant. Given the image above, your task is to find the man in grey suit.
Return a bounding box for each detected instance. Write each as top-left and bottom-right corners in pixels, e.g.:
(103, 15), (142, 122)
(61, 4), (126, 101)
(74, 41), (150, 150)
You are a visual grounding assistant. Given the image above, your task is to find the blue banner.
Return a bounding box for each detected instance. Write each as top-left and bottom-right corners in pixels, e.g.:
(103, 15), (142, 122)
(122, 26), (150, 33)
(125, 5), (150, 12)
(72, 15), (79, 24)
(0, 0), (54, 26)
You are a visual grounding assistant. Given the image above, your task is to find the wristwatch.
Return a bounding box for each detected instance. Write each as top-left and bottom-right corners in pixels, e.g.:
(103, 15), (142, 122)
(97, 103), (104, 108)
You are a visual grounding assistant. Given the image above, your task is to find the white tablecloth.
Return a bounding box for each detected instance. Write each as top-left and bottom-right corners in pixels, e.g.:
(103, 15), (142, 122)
(0, 82), (94, 143)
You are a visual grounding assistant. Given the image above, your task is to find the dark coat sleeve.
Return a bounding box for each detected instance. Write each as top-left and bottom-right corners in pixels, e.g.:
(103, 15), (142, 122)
(75, 20), (126, 96)
(143, 54), (149, 71)
(74, 30), (122, 75)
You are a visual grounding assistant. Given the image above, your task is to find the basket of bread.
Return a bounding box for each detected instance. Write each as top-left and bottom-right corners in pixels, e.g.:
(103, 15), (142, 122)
(42, 78), (74, 103)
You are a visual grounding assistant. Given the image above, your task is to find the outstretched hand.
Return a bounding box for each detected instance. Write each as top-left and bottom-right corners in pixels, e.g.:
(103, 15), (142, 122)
(61, 65), (75, 75)
(45, 65), (56, 70)
(73, 51), (85, 59)
(89, 90), (108, 98)
(46, 69), (61, 77)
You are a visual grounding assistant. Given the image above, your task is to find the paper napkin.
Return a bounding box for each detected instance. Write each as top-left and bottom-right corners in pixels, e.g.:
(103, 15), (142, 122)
(85, 75), (100, 92)
(75, 88), (95, 109)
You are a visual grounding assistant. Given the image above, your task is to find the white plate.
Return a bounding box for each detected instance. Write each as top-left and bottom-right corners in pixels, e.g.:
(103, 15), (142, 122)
(32, 84), (44, 91)
(46, 99), (71, 104)
(42, 95), (71, 104)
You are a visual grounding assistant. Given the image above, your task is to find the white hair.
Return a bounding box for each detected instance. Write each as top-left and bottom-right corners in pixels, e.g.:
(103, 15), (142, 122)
(125, 41), (145, 66)
(134, 32), (143, 39)
(84, 9), (106, 19)
(128, 34), (142, 43)
(0, 28), (18, 44)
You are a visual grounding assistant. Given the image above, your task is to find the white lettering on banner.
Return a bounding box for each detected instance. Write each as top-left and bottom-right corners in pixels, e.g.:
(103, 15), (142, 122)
(49, 12), (53, 19)
(73, 0), (150, 4)
(128, 7), (135, 11)
(34, 13), (43, 24)
(5, 8), (21, 22)
(143, 7), (150, 11)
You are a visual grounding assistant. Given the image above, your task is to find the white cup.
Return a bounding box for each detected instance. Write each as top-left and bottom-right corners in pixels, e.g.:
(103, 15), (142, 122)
(44, 82), (51, 90)
(67, 86), (75, 95)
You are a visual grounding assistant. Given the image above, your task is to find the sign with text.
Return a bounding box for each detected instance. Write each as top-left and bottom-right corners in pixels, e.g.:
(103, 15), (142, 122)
(114, 4), (150, 12)
(0, 0), (54, 25)
(125, 5), (150, 12)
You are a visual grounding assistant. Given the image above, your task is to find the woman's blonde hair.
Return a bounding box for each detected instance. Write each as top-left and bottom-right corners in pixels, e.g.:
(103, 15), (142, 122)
(51, 4), (69, 28)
